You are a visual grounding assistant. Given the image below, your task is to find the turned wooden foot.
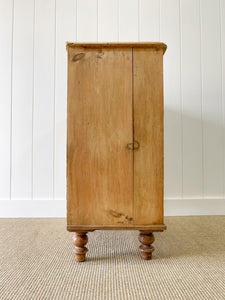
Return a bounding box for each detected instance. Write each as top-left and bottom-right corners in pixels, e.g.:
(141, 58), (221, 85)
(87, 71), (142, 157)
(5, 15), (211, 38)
(72, 232), (88, 262)
(138, 231), (155, 260)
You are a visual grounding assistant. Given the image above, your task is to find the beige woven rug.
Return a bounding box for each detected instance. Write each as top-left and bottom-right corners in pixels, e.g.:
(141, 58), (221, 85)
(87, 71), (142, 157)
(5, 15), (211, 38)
(0, 216), (224, 300)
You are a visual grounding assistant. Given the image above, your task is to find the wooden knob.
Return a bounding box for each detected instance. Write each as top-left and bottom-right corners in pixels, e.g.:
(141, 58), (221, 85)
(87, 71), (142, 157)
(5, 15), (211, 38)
(127, 140), (140, 150)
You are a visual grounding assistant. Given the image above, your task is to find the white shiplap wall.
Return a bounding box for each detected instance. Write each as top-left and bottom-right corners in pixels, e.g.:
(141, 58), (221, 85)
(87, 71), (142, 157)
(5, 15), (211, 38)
(0, 0), (225, 217)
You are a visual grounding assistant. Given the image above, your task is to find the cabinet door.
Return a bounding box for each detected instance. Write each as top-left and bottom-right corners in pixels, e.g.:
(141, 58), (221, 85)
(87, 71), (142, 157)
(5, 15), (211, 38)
(67, 47), (133, 225)
(133, 48), (164, 225)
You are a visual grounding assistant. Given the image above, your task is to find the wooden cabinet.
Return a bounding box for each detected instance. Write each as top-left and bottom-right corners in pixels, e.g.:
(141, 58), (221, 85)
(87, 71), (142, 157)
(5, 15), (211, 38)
(66, 42), (167, 262)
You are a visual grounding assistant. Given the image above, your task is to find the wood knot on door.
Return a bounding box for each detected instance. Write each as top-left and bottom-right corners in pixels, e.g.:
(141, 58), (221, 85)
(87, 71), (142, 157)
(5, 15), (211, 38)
(96, 49), (104, 59)
(106, 210), (133, 224)
(72, 53), (85, 62)
(127, 141), (140, 150)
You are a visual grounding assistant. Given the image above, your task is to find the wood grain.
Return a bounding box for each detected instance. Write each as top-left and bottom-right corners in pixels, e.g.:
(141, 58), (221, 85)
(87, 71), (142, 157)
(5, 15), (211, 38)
(133, 48), (164, 225)
(67, 46), (133, 226)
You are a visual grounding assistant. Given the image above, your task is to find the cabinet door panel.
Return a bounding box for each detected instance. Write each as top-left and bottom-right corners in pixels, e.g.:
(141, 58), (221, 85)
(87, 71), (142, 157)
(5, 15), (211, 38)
(67, 47), (133, 225)
(133, 48), (164, 224)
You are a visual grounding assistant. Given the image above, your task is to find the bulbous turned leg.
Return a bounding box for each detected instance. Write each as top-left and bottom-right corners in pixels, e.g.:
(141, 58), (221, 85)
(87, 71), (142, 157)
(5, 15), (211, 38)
(138, 231), (155, 260)
(72, 232), (88, 262)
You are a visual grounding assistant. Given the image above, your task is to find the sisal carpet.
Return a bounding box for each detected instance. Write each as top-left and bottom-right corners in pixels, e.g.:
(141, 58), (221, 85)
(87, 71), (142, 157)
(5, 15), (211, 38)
(0, 216), (224, 300)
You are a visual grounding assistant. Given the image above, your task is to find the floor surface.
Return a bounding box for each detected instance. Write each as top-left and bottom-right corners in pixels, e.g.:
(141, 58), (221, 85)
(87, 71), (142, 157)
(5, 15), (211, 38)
(0, 216), (224, 299)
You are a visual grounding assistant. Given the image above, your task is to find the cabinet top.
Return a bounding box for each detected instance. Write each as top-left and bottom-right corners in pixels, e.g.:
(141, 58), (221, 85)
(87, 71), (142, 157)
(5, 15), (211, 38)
(66, 42), (167, 54)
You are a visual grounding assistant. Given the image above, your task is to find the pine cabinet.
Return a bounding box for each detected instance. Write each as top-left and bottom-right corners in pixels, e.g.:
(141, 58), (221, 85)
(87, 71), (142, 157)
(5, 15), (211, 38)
(66, 42), (167, 261)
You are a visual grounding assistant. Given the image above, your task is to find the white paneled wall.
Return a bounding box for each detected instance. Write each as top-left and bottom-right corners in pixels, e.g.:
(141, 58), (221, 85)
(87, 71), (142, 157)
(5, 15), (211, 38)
(0, 0), (225, 217)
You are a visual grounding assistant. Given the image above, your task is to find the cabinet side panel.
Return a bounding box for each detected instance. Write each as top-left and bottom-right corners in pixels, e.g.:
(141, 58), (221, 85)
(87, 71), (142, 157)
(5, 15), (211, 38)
(67, 47), (133, 225)
(133, 48), (164, 224)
